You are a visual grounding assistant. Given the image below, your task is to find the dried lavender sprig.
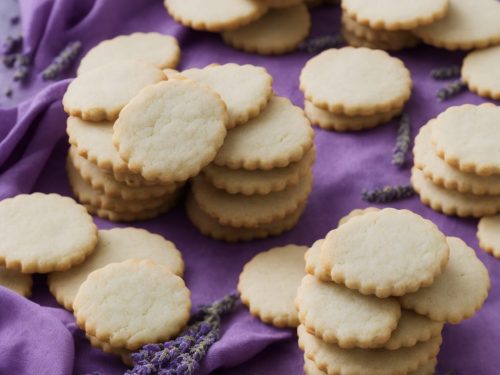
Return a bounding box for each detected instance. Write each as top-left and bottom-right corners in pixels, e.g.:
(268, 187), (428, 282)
(392, 113), (411, 167)
(362, 184), (415, 203)
(431, 65), (461, 80)
(13, 65), (29, 82)
(2, 54), (16, 68)
(41, 41), (82, 80)
(299, 34), (343, 53)
(2, 35), (22, 55)
(436, 79), (467, 101)
(126, 293), (239, 375)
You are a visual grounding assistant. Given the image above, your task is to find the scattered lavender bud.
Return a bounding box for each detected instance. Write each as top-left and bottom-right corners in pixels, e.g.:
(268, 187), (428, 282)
(392, 113), (411, 168)
(362, 184), (415, 203)
(436, 79), (467, 101)
(431, 65), (461, 80)
(41, 41), (82, 80)
(2, 35), (22, 55)
(15, 52), (31, 67)
(4, 87), (13, 98)
(299, 34), (343, 53)
(10, 15), (20, 25)
(13, 65), (29, 82)
(2, 54), (16, 68)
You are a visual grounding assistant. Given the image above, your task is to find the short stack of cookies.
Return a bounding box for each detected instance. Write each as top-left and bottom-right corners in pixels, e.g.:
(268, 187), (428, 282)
(412, 103), (500, 217)
(300, 47), (412, 132)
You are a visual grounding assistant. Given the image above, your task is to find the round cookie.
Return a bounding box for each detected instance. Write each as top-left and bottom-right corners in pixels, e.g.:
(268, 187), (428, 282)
(478, 215), (500, 258)
(113, 79), (228, 183)
(0, 267), (32, 297)
(77, 32), (180, 75)
(214, 96), (314, 170)
(63, 60), (165, 122)
(300, 47), (412, 116)
(222, 5), (311, 55)
(203, 147), (314, 195)
(413, 0), (500, 50)
(181, 64), (273, 128)
(341, 27), (419, 51)
(238, 245), (308, 327)
(87, 334), (132, 366)
(0, 193), (97, 273)
(338, 207), (380, 226)
(296, 274), (402, 348)
(321, 208), (450, 298)
(400, 237), (490, 324)
(191, 170), (312, 228)
(341, 0), (449, 30)
(462, 45), (500, 100)
(305, 239), (332, 282)
(431, 104), (500, 176)
(164, 0), (267, 32)
(74, 260), (190, 350)
(298, 325), (442, 375)
(48, 228), (184, 310)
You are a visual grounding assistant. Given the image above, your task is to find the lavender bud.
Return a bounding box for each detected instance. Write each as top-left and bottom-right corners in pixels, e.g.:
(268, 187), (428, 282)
(2, 54), (16, 68)
(41, 41), (82, 80)
(299, 34), (343, 53)
(4, 87), (13, 98)
(392, 113), (411, 168)
(436, 79), (467, 101)
(431, 65), (461, 80)
(362, 184), (415, 203)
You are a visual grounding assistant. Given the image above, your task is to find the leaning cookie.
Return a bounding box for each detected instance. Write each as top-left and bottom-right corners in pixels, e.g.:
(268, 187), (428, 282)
(478, 216), (500, 258)
(0, 267), (33, 297)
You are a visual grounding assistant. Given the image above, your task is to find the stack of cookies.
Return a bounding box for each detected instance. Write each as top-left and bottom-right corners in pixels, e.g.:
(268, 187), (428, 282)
(300, 47), (412, 132)
(297, 208), (490, 375)
(412, 104), (500, 218)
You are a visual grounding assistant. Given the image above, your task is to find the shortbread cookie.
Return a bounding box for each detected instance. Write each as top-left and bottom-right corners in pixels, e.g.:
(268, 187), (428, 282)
(48, 228), (184, 310)
(63, 61), (165, 122)
(113, 79), (228, 183)
(192, 170), (312, 227)
(186, 195), (305, 242)
(342, 0), (448, 30)
(164, 0), (267, 32)
(304, 100), (402, 131)
(77, 33), (180, 75)
(74, 259), (190, 350)
(214, 96), (314, 170)
(261, 0), (303, 8)
(304, 239), (331, 282)
(0, 267), (32, 297)
(341, 28), (418, 51)
(413, 0), (500, 50)
(478, 216), (500, 258)
(300, 48), (412, 116)
(338, 207), (380, 226)
(412, 167), (500, 217)
(203, 147), (314, 195)
(298, 325), (442, 375)
(401, 237), (490, 324)
(87, 334), (132, 366)
(222, 5), (311, 55)
(431, 104), (500, 176)
(321, 208), (449, 298)
(238, 245), (307, 327)
(415, 123), (500, 195)
(69, 147), (178, 200)
(0, 193), (97, 273)
(296, 274), (401, 348)
(181, 64), (273, 128)
(462, 45), (500, 100)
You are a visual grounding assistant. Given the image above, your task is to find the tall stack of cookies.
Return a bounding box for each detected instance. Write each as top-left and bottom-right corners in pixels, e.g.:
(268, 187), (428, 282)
(412, 104), (500, 217)
(296, 208), (490, 375)
(300, 47), (412, 132)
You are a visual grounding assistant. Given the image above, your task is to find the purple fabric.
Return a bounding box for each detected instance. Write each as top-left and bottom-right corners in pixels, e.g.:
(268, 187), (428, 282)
(0, 1), (499, 374)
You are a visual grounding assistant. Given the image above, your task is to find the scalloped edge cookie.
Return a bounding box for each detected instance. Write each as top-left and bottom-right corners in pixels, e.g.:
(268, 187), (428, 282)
(478, 215), (500, 258)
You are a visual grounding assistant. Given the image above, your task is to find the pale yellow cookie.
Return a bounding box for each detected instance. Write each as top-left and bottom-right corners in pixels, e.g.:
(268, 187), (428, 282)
(214, 96), (314, 170)
(338, 207), (380, 226)
(304, 100), (402, 131)
(341, 27), (419, 51)
(181, 64), (273, 128)
(296, 274), (401, 348)
(462, 45), (500, 100)
(73, 259), (191, 350)
(87, 334), (132, 366)
(412, 167), (500, 217)
(0, 193), (97, 273)
(186, 195), (305, 242)
(300, 47), (412, 116)
(321, 208), (450, 298)
(222, 5), (311, 55)
(164, 0), (267, 32)
(63, 60), (165, 122)
(401, 237), (490, 324)
(413, 0), (500, 50)
(238, 245), (307, 327)
(113, 79), (228, 183)
(431, 104), (500, 176)
(203, 147), (314, 195)
(77, 32), (180, 75)
(0, 266), (32, 297)
(192, 171), (312, 228)
(48, 228), (184, 310)
(478, 215), (500, 258)
(304, 239), (331, 282)
(298, 325), (442, 375)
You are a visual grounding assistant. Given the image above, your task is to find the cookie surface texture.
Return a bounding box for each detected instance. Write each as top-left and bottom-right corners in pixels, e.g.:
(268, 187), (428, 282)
(478, 215), (500, 258)
(462, 45), (500, 100)
(0, 267), (32, 297)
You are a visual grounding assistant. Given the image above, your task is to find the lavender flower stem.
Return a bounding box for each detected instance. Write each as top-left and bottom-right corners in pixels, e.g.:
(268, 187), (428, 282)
(362, 184), (415, 203)
(41, 41), (82, 80)
(436, 79), (467, 101)
(392, 113), (411, 168)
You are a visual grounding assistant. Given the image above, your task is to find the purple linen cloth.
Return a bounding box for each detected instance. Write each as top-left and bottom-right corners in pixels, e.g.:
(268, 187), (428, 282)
(0, 1), (499, 374)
